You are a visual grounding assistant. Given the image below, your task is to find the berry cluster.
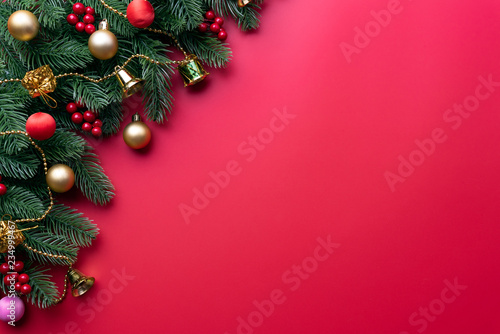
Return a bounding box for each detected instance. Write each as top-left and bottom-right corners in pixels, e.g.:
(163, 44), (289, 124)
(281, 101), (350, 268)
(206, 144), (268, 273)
(199, 10), (227, 41)
(0, 176), (6, 196)
(67, 3), (96, 35)
(66, 101), (103, 137)
(0, 261), (32, 295)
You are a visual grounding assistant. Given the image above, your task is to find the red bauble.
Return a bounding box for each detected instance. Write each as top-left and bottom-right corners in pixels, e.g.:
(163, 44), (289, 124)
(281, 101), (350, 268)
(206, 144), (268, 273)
(85, 24), (96, 34)
(67, 14), (79, 25)
(92, 119), (103, 128)
(73, 2), (86, 15)
(0, 184), (6, 196)
(91, 127), (102, 137)
(210, 23), (220, 33)
(83, 111), (96, 122)
(218, 30), (228, 41)
(75, 22), (85, 32)
(205, 10), (215, 20)
(20, 284), (31, 294)
(14, 282), (22, 292)
(83, 14), (95, 24)
(199, 22), (208, 32)
(85, 6), (95, 15)
(126, 0), (155, 28)
(71, 112), (83, 124)
(26, 112), (56, 141)
(66, 102), (77, 113)
(13, 261), (24, 272)
(214, 17), (224, 26)
(0, 263), (9, 275)
(82, 122), (92, 132)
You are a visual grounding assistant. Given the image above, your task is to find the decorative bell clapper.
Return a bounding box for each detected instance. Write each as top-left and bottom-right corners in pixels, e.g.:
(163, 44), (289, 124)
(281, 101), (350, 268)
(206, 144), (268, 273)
(177, 54), (209, 87)
(68, 268), (95, 297)
(238, 0), (252, 7)
(115, 66), (145, 98)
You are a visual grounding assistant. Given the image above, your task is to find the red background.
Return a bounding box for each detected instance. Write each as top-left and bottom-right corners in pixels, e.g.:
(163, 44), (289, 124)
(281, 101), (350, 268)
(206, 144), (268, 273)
(7, 0), (500, 333)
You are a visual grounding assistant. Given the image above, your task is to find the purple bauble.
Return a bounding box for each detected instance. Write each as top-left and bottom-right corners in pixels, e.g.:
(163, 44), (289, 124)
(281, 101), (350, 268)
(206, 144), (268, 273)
(0, 296), (25, 323)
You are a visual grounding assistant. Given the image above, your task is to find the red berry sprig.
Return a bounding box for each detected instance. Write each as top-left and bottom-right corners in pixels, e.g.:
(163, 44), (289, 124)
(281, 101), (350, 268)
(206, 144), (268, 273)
(67, 3), (96, 35)
(66, 102), (103, 137)
(199, 10), (227, 41)
(0, 261), (32, 295)
(0, 175), (6, 196)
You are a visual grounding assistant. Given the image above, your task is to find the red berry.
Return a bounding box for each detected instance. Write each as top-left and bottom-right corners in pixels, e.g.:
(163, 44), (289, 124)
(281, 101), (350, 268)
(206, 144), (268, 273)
(66, 102), (77, 113)
(75, 22), (85, 32)
(205, 10), (215, 20)
(82, 122), (92, 132)
(71, 112), (83, 124)
(0, 263), (9, 275)
(0, 184), (6, 196)
(20, 284), (31, 294)
(83, 111), (96, 123)
(18, 273), (29, 284)
(214, 17), (224, 26)
(3, 274), (17, 285)
(13, 261), (24, 272)
(92, 119), (103, 128)
(210, 23), (220, 33)
(85, 6), (95, 15)
(85, 24), (96, 35)
(73, 2), (85, 15)
(14, 282), (21, 292)
(76, 100), (85, 108)
(91, 127), (102, 137)
(67, 13), (79, 25)
(218, 30), (228, 41)
(199, 22), (208, 32)
(83, 14), (94, 24)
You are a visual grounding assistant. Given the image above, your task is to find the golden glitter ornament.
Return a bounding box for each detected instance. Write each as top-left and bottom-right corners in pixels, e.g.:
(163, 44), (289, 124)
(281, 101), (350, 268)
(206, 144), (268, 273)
(123, 113), (151, 149)
(21, 65), (58, 107)
(88, 19), (118, 60)
(7, 10), (39, 41)
(46, 164), (75, 193)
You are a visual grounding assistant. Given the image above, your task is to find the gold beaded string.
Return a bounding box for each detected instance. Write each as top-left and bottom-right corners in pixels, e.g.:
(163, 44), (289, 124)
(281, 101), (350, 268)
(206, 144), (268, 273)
(0, 130), (73, 304)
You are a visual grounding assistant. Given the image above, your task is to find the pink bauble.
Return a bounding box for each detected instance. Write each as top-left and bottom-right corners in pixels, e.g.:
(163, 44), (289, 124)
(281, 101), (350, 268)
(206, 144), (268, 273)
(0, 296), (25, 323)
(26, 112), (56, 140)
(127, 0), (155, 28)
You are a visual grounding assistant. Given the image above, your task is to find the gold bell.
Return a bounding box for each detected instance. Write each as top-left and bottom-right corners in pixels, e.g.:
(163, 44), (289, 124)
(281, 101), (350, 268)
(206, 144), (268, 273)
(238, 0), (252, 7)
(115, 66), (145, 98)
(177, 54), (209, 87)
(68, 268), (95, 297)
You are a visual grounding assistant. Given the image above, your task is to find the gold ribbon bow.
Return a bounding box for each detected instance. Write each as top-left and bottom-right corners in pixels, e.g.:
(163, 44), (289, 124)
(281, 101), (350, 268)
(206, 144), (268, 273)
(21, 65), (58, 108)
(0, 215), (38, 254)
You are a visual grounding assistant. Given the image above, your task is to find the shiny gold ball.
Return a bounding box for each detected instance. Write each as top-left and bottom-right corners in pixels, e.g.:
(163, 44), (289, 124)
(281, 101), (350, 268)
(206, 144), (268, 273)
(88, 30), (118, 60)
(46, 164), (75, 193)
(123, 120), (152, 149)
(8, 10), (39, 41)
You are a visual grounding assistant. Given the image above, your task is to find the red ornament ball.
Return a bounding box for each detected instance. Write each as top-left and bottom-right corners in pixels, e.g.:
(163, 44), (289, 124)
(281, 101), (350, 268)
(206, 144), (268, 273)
(82, 122), (92, 132)
(67, 13), (79, 25)
(75, 22), (85, 32)
(14, 261), (24, 272)
(71, 112), (83, 124)
(127, 0), (155, 28)
(199, 22), (208, 32)
(210, 23), (220, 33)
(92, 119), (103, 128)
(214, 17), (224, 26)
(66, 102), (77, 113)
(14, 282), (22, 292)
(218, 30), (228, 41)
(83, 14), (94, 24)
(26, 112), (56, 141)
(0, 263), (9, 275)
(0, 184), (6, 196)
(18, 274), (29, 284)
(85, 24), (96, 34)
(205, 10), (215, 20)
(83, 111), (96, 122)
(91, 127), (102, 137)
(73, 2), (86, 15)
(20, 284), (31, 294)
(85, 6), (95, 15)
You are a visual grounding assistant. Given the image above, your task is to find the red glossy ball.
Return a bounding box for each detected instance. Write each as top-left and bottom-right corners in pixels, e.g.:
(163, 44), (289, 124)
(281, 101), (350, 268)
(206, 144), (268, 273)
(214, 17), (224, 26)
(83, 111), (96, 123)
(67, 13), (79, 25)
(199, 22), (208, 32)
(75, 22), (85, 32)
(66, 102), (77, 113)
(83, 14), (94, 24)
(73, 2), (86, 15)
(210, 23), (220, 33)
(0, 184), (6, 196)
(85, 24), (96, 35)
(71, 112), (83, 124)
(218, 30), (228, 41)
(0, 263), (9, 275)
(18, 274), (29, 284)
(3, 273), (17, 285)
(82, 122), (92, 132)
(127, 0), (155, 28)
(20, 284), (31, 294)
(91, 127), (102, 137)
(85, 6), (95, 15)
(92, 119), (103, 128)
(26, 112), (56, 140)
(205, 10), (215, 20)
(76, 100), (85, 108)
(14, 282), (22, 292)
(13, 261), (24, 272)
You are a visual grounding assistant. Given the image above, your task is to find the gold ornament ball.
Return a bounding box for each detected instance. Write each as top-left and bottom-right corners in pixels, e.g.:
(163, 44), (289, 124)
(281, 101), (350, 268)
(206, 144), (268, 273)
(8, 10), (39, 41)
(88, 30), (118, 60)
(46, 164), (75, 193)
(123, 115), (151, 149)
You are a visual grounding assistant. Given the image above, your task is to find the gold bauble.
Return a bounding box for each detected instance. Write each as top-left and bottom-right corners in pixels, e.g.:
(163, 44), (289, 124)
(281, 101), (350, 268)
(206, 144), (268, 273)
(46, 164), (75, 193)
(8, 10), (39, 41)
(123, 114), (151, 149)
(88, 20), (118, 60)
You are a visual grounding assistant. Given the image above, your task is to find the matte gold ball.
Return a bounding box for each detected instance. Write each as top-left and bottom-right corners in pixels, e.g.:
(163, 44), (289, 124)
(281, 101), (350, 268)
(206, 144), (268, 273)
(8, 10), (39, 41)
(46, 164), (75, 193)
(123, 120), (151, 149)
(88, 30), (118, 60)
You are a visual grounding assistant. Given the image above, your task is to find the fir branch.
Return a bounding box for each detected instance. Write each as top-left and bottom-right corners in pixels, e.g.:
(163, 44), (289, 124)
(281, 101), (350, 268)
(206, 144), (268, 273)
(24, 264), (60, 309)
(40, 130), (86, 162)
(206, 0), (261, 31)
(180, 32), (232, 68)
(0, 185), (44, 220)
(0, 149), (41, 179)
(24, 230), (78, 266)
